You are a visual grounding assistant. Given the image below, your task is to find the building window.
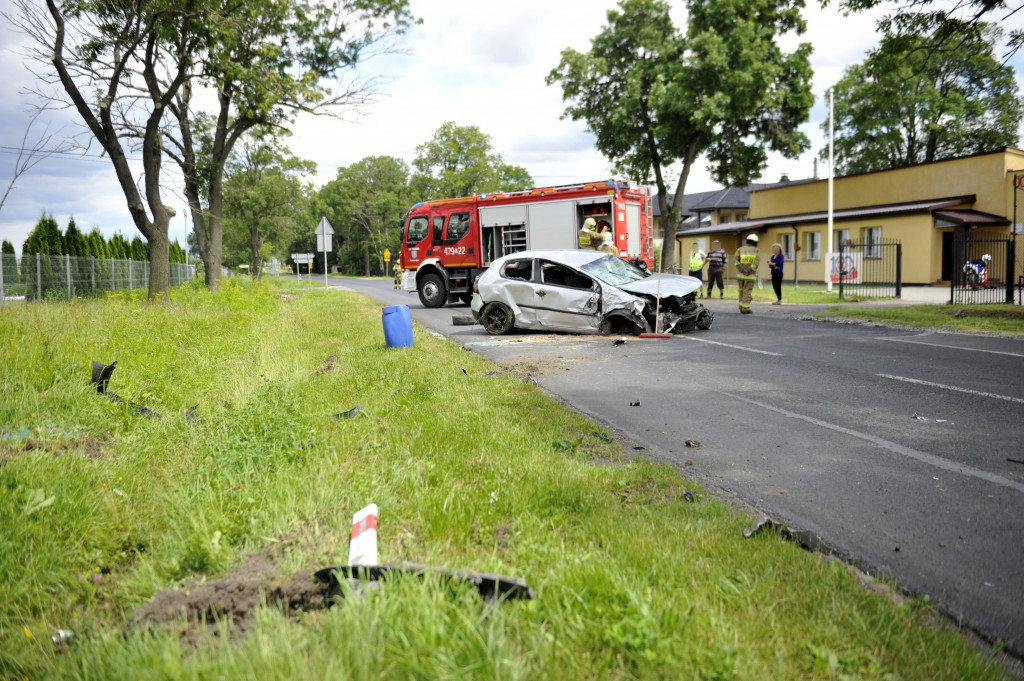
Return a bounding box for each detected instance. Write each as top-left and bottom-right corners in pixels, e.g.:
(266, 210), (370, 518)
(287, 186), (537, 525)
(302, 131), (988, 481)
(737, 214), (747, 222)
(806, 231), (821, 260)
(865, 227), (882, 258)
(720, 215), (731, 224)
(833, 229), (850, 253)
(781, 233), (794, 260)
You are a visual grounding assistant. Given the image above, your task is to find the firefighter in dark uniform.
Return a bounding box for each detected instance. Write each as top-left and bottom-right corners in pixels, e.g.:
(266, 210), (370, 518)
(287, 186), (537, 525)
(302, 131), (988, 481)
(735, 234), (760, 314)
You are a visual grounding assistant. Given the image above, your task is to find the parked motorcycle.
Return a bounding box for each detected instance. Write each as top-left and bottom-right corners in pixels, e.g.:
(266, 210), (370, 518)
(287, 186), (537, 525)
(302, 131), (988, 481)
(963, 254), (991, 290)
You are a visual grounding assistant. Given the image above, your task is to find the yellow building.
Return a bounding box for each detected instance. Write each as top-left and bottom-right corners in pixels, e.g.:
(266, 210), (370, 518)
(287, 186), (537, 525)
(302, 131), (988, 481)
(675, 148), (1024, 288)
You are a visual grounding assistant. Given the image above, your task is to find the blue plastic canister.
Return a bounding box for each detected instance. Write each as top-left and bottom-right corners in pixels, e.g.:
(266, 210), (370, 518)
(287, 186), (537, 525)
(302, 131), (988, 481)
(381, 304), (413, 348)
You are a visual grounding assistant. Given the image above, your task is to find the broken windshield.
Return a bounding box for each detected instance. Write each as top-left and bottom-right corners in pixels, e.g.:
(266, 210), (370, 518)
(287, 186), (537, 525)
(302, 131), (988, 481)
(579, 254), (649, 286)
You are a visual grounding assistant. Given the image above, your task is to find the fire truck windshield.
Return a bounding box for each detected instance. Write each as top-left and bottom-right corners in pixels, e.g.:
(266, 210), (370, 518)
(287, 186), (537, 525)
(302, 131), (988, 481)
(406, 216), (428, 246)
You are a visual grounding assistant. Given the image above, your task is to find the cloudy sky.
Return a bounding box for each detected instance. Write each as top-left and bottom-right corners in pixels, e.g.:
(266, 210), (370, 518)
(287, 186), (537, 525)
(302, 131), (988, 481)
(1, 0), (1022, 255)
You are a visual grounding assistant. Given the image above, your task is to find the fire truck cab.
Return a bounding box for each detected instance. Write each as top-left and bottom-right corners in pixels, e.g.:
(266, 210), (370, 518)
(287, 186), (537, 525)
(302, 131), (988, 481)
(399, 180), (653, 308)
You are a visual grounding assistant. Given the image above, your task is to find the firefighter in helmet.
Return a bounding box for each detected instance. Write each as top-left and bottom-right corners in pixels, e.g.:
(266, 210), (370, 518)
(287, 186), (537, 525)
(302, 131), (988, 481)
(597, 231), (619, 256)
(734, 233), (760, 314)
(578, 217), (598, 249)
(393, 262), (403, 289)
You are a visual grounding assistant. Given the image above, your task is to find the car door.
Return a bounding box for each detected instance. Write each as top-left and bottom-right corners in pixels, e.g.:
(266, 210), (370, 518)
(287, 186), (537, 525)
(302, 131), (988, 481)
(533, 259), (601, 332)
(495, 258), (539, 327)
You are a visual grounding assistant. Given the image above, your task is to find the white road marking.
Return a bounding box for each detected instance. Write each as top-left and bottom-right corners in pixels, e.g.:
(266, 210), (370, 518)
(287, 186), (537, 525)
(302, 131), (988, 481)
(876, 334), (1024, 358)
(876, 374), (1024, 406)
(681, 337), (782, 356)
(717, 390), (1024, 496)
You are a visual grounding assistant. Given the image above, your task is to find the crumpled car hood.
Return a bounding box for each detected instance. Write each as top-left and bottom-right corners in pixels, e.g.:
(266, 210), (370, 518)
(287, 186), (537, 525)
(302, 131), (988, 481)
(617, 273), (702, 297)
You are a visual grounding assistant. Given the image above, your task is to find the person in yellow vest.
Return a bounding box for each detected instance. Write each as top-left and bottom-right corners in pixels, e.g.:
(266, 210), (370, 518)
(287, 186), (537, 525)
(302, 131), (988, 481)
(578, 217), (598, 249)
(393, 262), (403, 289)
(597, 231), (619, 256)
(687, 241), (707, 298)
(734, 234), (760, 314)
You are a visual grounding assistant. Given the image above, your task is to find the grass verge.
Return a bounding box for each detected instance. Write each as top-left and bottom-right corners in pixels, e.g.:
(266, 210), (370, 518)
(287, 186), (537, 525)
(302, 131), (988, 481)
(815, 303), (1024, 336)
(0, 278), (1012, 680)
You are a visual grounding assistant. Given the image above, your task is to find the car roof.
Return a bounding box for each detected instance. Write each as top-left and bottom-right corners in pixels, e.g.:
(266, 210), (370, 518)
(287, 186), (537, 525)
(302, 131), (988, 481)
(493, 250), (607, 268)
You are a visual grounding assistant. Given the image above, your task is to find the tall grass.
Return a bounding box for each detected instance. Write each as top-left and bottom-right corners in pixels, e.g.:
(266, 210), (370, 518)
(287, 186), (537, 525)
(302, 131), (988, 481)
(0, 280), (1010, 680)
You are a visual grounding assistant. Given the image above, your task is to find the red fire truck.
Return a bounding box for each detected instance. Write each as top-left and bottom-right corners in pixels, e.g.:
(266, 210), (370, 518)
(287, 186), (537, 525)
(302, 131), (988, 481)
(399, 180), (654, 308)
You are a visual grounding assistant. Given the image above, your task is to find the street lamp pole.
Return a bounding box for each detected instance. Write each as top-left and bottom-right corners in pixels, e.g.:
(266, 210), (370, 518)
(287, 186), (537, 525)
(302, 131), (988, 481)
(827, 88), (834, 293)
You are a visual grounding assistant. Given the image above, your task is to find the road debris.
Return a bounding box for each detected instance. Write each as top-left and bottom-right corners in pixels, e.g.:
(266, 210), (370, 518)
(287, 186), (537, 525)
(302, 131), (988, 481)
(333, 405), (365, 420)
(630, 400), (641, 407)
(90, 361), (163, 420)
(51, 629), (73, 647)
(461, 368), (469, 376)
(742, 516), (826, 552)
(314, 562), (534, 603)
(613, 338), (627, 346)
(682, 489), (695, 502)
(428, 332), (446, 339)
(685, 439), (701, 448)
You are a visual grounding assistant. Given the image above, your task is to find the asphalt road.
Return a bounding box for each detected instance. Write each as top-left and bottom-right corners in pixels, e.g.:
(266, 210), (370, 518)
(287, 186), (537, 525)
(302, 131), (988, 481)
(308, 274), (1024, 657)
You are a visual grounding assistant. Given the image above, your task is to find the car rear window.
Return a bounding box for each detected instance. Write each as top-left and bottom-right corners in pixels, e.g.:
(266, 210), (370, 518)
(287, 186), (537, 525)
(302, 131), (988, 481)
(501, 260), (533, 281)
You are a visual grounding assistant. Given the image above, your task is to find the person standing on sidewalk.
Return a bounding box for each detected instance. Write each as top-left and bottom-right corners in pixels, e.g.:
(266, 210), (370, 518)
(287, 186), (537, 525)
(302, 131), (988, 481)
(769, 243), (785, 305)
(688, 242), (707, 298)
(734, 234), (760, 314)
(705, 240), (727, 298)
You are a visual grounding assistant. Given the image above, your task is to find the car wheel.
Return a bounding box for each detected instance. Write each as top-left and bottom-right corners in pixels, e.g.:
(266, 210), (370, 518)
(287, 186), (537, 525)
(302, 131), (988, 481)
(418, 273), (446, 308)
(481, 302), (515, 335)
(696, 309), (713, 330)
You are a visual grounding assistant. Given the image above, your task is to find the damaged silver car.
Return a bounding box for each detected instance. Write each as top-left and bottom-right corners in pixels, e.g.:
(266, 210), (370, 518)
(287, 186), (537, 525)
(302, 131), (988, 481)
(471, 250), (713, 336)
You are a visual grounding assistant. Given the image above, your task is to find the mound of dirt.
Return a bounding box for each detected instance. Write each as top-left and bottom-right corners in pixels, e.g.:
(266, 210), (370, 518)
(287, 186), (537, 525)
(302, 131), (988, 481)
(125, 547), (329, 644)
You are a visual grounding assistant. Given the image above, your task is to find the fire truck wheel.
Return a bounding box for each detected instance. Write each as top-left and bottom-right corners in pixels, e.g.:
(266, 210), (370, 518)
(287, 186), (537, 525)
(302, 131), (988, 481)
(458, 293), (473, 305)
(481, 302), (514, 335)
(418, 273), (446, 308)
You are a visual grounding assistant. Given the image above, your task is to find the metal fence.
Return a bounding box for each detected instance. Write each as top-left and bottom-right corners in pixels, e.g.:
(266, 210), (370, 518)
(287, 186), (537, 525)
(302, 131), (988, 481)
(0, 253), (196, 302)
(949, 231), (1015, 305)
(836, 238), (903, 299)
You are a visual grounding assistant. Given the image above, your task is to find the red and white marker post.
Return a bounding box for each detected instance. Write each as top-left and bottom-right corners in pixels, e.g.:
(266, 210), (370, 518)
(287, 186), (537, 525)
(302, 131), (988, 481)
(348, 503), (378, 566)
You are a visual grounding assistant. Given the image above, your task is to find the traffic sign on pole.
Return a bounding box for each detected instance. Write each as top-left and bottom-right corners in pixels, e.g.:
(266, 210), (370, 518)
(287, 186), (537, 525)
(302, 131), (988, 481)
(315, 217), (334, 290)
(384, 249), (391, 263)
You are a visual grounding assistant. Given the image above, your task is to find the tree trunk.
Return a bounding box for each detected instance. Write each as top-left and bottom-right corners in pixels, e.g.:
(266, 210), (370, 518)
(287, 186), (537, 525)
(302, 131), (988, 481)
(250, 226), (263, 280)
(363, 240), (370, 276)
(147, 224), (170, 303)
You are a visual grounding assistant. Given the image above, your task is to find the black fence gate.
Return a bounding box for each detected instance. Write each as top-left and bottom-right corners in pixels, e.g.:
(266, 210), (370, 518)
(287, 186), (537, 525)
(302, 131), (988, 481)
(837, 238), (902, 299)
(949, 231), (1015, 304)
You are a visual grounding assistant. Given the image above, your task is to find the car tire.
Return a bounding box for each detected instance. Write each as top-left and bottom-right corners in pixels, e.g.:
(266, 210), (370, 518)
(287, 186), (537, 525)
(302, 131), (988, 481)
(458, 292), (472, 305)
(418, 273), (446, 308)
(481, 302), (515, 335)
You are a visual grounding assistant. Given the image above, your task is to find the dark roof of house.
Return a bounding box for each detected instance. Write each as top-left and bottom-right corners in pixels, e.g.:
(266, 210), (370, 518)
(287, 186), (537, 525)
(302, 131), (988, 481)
(932, 209), (1009, 227)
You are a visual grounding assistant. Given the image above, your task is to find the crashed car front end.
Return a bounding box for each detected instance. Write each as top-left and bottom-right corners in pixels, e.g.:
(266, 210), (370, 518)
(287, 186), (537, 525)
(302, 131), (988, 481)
(614, 275), (714, 334)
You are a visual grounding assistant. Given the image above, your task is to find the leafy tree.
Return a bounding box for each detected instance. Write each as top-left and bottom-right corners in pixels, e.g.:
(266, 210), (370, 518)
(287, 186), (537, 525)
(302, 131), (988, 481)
(64, 218), (86, 257)
(87, 228), (109, 260)
(411, 122), (533, 200)
(10, 0), (206, 302)
(21, 213), (62, 298)
(826, 23), (1022, 174)
(130, 236), (150, 262)
(1, 240), (17, 293)
(318, 155), (410, 276)
(825, 0), (1023, 62)
(22, 213), (62, 255)
(222, 134), (314, 278)
(167, 0), (416, 292)
(547, 0), (813, 272)
(108, 234), (129, 261)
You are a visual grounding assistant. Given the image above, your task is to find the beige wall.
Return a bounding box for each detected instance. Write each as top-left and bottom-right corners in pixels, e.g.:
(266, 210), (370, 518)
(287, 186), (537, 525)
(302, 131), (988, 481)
(751, 149), (1024, 220)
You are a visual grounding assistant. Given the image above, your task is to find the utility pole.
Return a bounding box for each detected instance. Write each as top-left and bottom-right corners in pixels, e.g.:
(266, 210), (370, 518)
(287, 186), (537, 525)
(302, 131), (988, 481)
(827, 88), (834, 293)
